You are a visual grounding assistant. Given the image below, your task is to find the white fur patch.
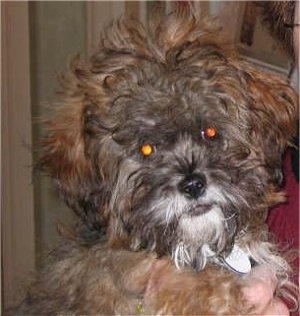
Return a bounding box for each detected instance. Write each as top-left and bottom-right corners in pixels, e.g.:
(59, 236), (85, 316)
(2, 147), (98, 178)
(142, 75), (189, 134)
(179, 206), (225, 241)
(173, 206), (226, 269)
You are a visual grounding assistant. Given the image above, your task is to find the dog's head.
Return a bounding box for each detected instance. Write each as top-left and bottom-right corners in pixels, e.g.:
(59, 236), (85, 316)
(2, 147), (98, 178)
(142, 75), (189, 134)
(37, 8), (298, 270)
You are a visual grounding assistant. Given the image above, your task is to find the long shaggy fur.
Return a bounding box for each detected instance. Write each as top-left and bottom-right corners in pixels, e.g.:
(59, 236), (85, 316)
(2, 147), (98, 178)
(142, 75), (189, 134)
(14, 5), (298, 315)
(11, 238), (254, 315)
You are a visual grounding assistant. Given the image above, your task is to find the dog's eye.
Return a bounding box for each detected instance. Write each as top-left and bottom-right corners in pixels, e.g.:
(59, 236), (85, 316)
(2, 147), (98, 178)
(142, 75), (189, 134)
(140, 143), (155, 157)
(201, 127), (218, 140)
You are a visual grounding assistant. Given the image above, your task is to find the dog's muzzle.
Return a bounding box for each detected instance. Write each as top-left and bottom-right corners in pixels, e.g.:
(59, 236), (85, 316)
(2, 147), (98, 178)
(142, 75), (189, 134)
(178, 173), (206, 199)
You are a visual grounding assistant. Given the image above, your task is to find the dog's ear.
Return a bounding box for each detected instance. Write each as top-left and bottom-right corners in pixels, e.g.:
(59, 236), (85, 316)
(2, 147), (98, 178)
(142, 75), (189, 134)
(239, 64), (298, 194)
(36, 57), (111, 232)
(243, 65), (298, 158)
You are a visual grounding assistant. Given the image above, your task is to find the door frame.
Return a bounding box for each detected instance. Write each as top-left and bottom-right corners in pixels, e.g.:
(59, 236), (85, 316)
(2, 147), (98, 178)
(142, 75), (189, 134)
(1, 1), (35, 310)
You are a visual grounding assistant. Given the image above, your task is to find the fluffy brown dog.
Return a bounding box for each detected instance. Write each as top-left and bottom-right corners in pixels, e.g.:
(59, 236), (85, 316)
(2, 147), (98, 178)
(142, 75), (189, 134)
(14, 6), (298, 315)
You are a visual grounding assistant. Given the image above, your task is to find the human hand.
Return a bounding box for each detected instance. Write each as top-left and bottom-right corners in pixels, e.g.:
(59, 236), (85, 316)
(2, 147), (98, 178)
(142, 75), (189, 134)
(242, 265), (290, 315)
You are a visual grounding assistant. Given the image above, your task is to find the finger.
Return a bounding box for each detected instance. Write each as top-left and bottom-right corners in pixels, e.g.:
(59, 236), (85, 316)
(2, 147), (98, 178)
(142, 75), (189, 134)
(247, 265), (278, 290)
(243, 279), (273, 313)
(262, 298), (290, 316)
(242, 265), (278, 313)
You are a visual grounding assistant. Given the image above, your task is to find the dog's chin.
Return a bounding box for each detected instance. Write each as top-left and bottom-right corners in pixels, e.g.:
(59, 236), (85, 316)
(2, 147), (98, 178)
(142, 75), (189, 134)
(174, 205), (229, 270)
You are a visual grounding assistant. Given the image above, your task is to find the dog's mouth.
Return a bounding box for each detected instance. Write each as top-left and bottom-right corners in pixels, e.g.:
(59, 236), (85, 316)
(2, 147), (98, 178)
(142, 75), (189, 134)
(187, 203), (213, 217)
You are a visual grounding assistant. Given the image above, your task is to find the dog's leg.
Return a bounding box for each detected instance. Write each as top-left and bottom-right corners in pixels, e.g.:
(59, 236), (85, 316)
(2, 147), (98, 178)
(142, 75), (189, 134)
(141, 260), (253, 315)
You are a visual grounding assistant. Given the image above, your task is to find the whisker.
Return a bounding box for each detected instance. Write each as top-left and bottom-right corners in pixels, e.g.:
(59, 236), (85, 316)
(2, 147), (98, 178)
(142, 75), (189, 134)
(222, 212), (236, 222)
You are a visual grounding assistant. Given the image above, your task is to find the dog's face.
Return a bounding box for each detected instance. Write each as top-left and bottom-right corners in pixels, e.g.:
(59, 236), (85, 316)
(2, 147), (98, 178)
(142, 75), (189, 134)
(38, 9), (298, 270)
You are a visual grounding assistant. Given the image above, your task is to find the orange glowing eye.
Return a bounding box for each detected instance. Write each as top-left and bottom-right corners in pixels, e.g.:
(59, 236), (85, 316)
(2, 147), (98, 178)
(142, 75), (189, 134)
(202, 127), (218, 140)
(140, 144), (154, 156)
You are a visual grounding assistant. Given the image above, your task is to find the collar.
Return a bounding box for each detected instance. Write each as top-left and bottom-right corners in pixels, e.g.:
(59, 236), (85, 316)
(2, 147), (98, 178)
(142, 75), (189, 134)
(218, 244), (257, 275)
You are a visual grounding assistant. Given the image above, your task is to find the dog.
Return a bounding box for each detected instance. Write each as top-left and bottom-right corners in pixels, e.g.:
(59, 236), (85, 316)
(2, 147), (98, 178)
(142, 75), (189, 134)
(13, 5), (298, 315)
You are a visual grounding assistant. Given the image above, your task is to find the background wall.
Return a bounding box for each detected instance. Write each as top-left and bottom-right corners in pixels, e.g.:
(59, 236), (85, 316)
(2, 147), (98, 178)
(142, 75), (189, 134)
(29, 1), (87, 264)
(2, 2), (35, 309)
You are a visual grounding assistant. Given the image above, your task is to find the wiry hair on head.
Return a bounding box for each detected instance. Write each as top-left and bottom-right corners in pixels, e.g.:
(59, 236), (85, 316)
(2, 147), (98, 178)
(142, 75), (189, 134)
(36, 4), (298, 256)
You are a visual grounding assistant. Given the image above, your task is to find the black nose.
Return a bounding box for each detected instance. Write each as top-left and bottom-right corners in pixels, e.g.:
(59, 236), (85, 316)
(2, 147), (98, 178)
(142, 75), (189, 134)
(178, 173), (206, 199)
